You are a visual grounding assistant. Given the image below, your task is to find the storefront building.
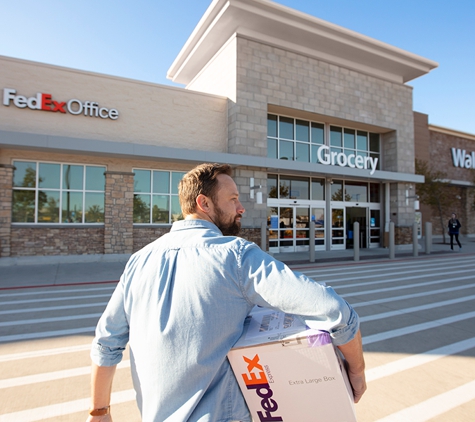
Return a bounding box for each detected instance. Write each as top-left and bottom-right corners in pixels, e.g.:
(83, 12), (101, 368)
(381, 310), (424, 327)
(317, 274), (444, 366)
(1, 0), (442, 258)
(414, 112), (475, 238)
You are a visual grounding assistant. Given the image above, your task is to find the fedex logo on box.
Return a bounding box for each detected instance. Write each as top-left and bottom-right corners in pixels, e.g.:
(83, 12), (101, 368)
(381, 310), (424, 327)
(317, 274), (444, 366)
(241, 354), (283, 422)
(3, 88), (119, 120)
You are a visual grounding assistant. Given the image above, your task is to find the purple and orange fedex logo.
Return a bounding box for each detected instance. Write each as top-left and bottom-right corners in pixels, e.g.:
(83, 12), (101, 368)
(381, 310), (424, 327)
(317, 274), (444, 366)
(241, 354), (283, 421)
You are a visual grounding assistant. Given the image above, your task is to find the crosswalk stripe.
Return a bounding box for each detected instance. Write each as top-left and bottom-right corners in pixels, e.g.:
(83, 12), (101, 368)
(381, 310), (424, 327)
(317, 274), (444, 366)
(352, 283), (475, 308)
(0, 327), (96, 343)
(359, 295), (475, 323)
(374, 379), (475, 422)
(0, 293), (112, 306)
(363, 311), (475, 345)
(0, 313), (101, 327)
(0, 389), (136, 422)
(366, 337), (475, 382)
(0, 344), (92, 362)
(0, 302), (108, 315)
(0, 285), (115, 298)
(0, 360), (131, 389)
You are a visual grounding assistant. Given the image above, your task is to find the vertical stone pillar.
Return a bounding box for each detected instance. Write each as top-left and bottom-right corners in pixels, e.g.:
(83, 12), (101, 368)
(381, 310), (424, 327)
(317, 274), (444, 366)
(104, 171), (134, 255)
(0, 164), (14, 258)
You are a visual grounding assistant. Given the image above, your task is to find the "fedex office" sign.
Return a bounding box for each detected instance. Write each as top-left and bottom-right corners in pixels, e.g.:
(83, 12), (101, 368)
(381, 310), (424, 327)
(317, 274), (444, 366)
(3, 88), (119, 120)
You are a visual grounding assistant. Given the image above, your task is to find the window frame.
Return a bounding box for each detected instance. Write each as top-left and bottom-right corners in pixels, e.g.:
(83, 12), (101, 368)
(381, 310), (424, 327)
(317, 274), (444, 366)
(11, 160), (106, 224)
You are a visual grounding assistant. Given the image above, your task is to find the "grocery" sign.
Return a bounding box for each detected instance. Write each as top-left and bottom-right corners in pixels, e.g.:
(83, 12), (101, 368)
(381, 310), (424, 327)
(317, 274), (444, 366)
(3, 88), (119, 120)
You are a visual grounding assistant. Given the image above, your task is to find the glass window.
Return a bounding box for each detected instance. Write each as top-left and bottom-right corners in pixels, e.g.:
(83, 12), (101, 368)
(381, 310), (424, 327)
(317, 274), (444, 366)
(369, 133), (380, 152)
(331, 180), (345, 201)
(267, 175), (278, 198)
(311, 123), (324, 144)
(344, 129), (355, 149)
(370, 183), (380, 203)
(279, 116), (294, 140)
(134, 170), (151, 193)
(153, 171), (170, 194)
(357, 131), (368, 151)
(279, 140), (294, 160)
(345, 181), (368, 202)
(330, 126), (342, 147)
(12, 161), (105, 224)
(311, 178), (325, 200)
(296, 120), (309, 142)
(295, 143), (309, 162)
(39, 163), (60, 189)
(267, 138), (277, 159)
(133, 169), (185, 224)
(62, 165), (83, 190)
(267, 114), (277, 138)
(13, 161), (36, 188)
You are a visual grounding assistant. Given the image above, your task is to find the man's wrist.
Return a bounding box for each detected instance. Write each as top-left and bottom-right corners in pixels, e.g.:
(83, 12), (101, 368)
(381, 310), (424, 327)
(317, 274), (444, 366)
(89, 405), (110, 416)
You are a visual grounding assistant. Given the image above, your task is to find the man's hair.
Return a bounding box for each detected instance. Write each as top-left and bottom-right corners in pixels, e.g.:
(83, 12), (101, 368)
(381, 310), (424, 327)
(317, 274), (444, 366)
(179, 163), (233, 216)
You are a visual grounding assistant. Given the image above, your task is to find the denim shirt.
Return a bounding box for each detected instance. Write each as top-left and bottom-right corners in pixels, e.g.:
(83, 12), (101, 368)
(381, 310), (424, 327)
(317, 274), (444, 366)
(91, 219), (359, 422)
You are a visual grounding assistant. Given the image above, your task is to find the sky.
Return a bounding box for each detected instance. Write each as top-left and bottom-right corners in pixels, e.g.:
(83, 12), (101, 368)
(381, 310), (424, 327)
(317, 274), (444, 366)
(1, 0), (474, 135)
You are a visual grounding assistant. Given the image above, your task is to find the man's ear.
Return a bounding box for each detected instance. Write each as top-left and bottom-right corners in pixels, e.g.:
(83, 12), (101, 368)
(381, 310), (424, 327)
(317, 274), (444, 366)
(196, 194), (211, 214)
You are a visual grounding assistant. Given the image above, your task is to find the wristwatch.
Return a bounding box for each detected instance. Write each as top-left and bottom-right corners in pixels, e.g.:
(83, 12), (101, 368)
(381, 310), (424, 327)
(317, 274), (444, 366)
(89, 406), (110, 416)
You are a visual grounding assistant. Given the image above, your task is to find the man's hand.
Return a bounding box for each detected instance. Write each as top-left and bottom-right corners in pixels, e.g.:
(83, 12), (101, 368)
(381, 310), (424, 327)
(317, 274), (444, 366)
(337, 329), (367, 403)
(346, 367), (366, 403)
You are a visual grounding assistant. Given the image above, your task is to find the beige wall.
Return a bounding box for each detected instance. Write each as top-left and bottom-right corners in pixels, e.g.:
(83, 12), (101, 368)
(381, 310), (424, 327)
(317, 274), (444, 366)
(0, 56), (228, 153)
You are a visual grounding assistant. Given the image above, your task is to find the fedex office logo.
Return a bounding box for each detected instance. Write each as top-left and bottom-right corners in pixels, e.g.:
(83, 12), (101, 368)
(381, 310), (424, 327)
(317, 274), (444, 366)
(241, 354), (283, 421)
(3, 88), (119, 120)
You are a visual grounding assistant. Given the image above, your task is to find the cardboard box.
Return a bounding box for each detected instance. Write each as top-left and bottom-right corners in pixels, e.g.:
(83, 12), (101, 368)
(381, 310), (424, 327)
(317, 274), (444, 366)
(228, 308), (356, 422)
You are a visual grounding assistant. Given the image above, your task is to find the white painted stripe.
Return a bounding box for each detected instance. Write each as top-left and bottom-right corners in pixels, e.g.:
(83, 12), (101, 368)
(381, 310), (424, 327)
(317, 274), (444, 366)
(303, 255), (474, 274)
(0, 360), (130, 389)
(0, 389), (136, 422)
(0, 313), (101, 328)
(0, 293), (112, 306)
(0, 326), (96, 343)
(0, 302), (108, 315)
(343, 274), (475, 298)
(0, 285), (115, 298)
(374, 379), (475, 422)
(363, 311), (475, 345)
(352, 283), (475, 308)
(366, 337), (475, 382)
(330, 267), (474, 289)
(0, 344), (91, 362)
(305, 262), (474, 282)
(360, 295), (475, 323)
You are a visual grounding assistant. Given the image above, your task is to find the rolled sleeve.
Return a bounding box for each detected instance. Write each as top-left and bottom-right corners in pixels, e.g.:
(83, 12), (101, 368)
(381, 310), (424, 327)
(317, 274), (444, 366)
(90, 278), (130, 367)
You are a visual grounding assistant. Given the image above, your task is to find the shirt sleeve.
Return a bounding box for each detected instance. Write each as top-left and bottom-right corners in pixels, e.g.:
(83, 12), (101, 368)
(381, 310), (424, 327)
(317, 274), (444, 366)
(90, 275), (130, 366)
(238, 241), (359, 346)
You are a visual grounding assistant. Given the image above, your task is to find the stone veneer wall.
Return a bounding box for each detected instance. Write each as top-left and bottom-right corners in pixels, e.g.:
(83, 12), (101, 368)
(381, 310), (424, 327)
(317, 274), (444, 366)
(104, 171), (134, 255)
(0, 164), (14, 257)
(10, 227), (104, 256)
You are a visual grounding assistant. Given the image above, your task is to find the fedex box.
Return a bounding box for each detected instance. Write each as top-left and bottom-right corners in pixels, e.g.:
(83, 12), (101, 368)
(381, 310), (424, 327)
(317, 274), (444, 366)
(228, 308), (356, 422)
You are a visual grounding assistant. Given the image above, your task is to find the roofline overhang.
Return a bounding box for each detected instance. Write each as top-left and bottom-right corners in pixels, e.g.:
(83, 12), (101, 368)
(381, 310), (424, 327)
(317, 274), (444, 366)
(168, 0), (438, 86)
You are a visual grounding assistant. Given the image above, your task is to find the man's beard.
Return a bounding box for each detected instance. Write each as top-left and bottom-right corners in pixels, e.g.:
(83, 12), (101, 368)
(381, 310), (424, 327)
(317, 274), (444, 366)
(213, 205), (241, 236)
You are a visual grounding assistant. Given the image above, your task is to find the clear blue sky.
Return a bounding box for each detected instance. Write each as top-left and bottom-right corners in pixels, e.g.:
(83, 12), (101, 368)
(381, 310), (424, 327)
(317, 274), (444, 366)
(1, 0), (474, 134)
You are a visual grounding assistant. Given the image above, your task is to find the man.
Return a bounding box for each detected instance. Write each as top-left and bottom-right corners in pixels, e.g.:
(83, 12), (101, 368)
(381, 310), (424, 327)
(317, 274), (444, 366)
(87, 163), (366, 421)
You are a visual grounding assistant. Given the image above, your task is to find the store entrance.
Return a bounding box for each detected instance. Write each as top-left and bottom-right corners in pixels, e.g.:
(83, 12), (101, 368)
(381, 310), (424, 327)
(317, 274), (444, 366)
(346, 207), (367, 249)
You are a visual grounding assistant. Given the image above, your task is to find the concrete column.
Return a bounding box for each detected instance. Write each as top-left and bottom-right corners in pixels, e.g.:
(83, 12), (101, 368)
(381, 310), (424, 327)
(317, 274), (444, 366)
(104, 171), (134, 255)
(413, 222), (418, 257)
(309, 221), (315, 263)
(353, 221), (360, 262)
(389, 221), (395, 259)
(425, 222), (432, 255)
(0, 164), (14, 258)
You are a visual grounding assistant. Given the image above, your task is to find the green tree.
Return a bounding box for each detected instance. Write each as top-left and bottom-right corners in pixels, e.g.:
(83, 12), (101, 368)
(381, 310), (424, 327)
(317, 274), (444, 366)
(415, 159), (452, 243)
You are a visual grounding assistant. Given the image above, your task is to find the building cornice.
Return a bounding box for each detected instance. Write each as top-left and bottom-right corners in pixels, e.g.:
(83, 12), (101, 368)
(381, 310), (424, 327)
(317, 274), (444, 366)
(429, 124), (475, 142)
(168, 0), (438, 85)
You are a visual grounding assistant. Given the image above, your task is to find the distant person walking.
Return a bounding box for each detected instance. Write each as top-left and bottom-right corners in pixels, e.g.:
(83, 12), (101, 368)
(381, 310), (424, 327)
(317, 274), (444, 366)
(448, 213), (462, 250)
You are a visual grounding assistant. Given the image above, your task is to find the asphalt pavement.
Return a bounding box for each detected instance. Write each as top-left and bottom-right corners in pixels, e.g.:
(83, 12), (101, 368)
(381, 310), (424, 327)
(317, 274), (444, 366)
(1, 237), (474, 289)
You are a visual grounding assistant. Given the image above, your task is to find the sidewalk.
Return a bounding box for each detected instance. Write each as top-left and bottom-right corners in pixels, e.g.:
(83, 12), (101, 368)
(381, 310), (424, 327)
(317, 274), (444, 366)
(1, 238), (474, 289)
